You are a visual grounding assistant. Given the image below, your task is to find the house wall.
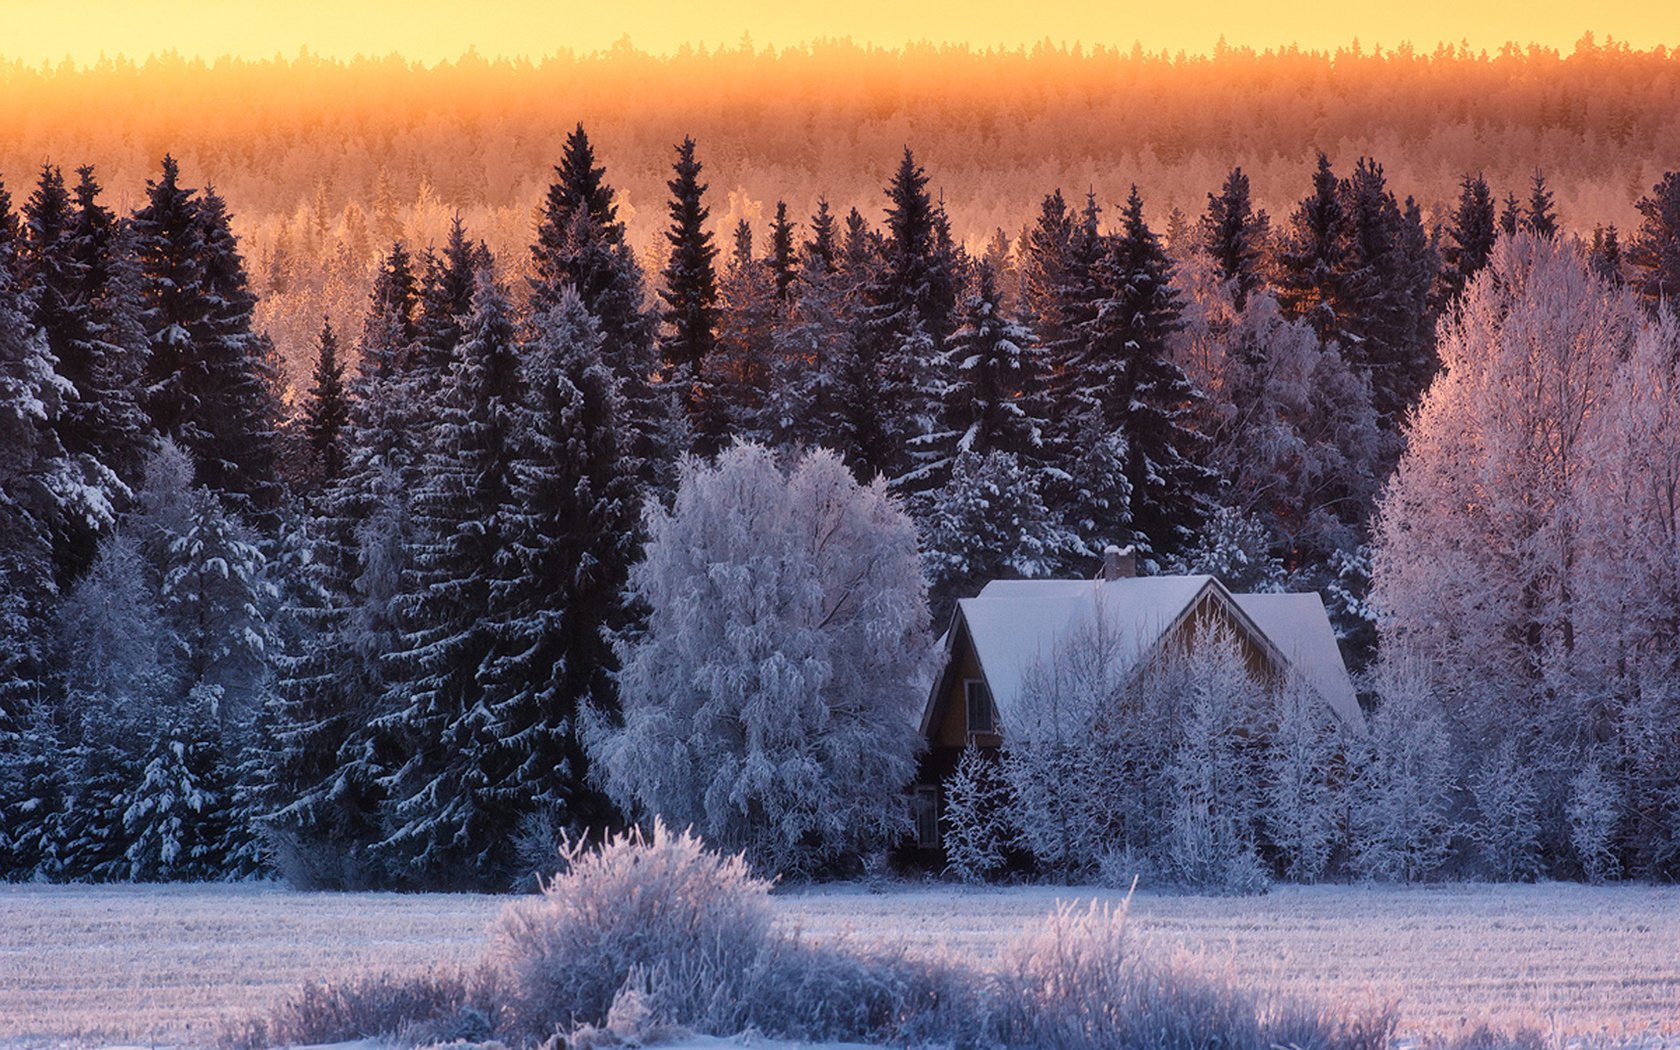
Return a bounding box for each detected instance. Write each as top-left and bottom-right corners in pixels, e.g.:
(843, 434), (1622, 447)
(931, 623), (1003, 750)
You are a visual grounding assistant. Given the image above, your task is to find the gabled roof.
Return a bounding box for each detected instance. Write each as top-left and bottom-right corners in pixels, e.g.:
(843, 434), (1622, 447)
(930, 574), (1363, 739)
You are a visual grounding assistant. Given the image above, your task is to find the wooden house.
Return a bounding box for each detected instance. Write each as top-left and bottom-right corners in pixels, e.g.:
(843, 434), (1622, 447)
(907, 546), (1364, 857)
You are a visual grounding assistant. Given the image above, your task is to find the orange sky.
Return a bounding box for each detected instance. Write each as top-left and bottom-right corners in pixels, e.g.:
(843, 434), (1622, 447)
(7, 0), (1677, 66)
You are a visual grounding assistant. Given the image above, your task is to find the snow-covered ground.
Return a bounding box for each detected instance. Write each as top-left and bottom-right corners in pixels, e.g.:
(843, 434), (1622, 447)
(3, 880), (1680, 1047)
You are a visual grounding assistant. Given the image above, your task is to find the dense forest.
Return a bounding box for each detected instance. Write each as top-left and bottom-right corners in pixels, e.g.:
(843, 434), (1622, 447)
(4, 37), (1679, 384)
(2, 112), (1680, 889)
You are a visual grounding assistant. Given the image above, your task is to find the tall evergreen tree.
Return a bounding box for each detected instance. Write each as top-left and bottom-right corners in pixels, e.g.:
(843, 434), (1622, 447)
(377, 271), (525, 888)
(768, 200), (797, 301)
(1198, 166), (1269, 310)
(1500, 191), (1523, 237)
(478, 292), (639, 862)
(529, 124), (666, 489)
(303, 317), (349, 489)
(804, 198), (838, 276)
(702, 220), (778, 452)
(938, 262), (1048, 466)
(1526, 169), (1558, 238)
(1276, 152), (1347, 345)
(1589, 224), (1624, 285)
(1083, 188), (1214, 561)
(658, 136), (721, 425)
(1440, 172), (1498, 305)
(1628, 171), (1680, 310)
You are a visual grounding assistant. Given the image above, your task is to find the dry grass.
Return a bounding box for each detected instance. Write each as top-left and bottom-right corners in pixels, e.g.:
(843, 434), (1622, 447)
(2, 881), (1678, 1047)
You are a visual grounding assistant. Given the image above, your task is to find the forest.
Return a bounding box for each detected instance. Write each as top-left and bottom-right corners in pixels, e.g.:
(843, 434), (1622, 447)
(2, 109), (1680, 890)
(5, 36), (1680, 384)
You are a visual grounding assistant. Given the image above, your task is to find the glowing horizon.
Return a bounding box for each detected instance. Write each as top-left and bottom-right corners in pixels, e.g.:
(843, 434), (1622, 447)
(6, 0), (1677, 69)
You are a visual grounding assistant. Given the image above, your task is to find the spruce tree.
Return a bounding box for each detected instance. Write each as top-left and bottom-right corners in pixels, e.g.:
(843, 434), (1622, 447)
(1276, 152), (1347, 346)
(0, 250), (67, 734)
(378, 271), (525, 888)
(478, 291), (638, 862)
(938, 262), (1047, 466)
(768, 200), (797, 301)
(804, 198), (838, 276)
(529, 124), (666, 488)
(1500, 191), (1523, 237)
(1526, 169), (1558, 238)
(1082, 187), (1214, 562)
(133, 156), (208, 459)
(1628, 171), (1680, 310)
(303, 317), (349, 490)
(658, 135), (720, 423)
(1589, 224), (1624, 285)
(702, 220), (778, 452)
(1440, 172), (1497, 305)
(1198, 166), (1269, 310)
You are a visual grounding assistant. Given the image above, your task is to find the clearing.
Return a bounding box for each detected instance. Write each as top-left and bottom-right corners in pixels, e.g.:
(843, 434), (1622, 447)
(2, 881), (1678, 1047)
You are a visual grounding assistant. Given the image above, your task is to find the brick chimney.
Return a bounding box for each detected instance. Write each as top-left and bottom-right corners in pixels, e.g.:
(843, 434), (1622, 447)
(1102, 544), (1136, 581)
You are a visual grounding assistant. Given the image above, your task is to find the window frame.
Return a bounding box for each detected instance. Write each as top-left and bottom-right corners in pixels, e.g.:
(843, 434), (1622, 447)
(964, 678), (996, 736)
(913, 784), (940, 848)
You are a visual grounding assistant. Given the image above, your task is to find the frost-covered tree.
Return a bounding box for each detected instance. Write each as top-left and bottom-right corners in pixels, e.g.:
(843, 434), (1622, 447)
(1373, 234), (1640, 735)
(1567, 755), (1621, 883)
(1467, 738), (1543, 881)
(1263, 675), (1345, 883)
(594, 444), (930, 875)
(920, 449), (1072, 621)
(701, 221), (777, 452)
(1349, 664), (1457, 883)
(767, 222), (854, 452)
(1198, 166), (1269, 311)
(1161, 626), (1270, 894)
(941, 744), (1010, 882)
(477, 291), (639, 854)
(377, 271), (525, 888)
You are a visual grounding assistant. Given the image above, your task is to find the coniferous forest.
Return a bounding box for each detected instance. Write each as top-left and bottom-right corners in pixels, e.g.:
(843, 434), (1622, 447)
(4, 121), (1680, 889)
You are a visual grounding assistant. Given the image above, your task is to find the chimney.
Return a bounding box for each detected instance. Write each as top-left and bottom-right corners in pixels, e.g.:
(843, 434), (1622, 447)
(1102, 544), (1136, 581)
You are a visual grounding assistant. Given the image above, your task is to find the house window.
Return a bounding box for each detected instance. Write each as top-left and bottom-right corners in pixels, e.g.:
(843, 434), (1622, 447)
(965, 679), (995, 735)
(913, 785), (939, 848)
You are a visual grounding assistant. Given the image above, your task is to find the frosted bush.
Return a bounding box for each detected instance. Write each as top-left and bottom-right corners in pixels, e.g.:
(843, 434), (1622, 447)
(488, 821), (775, 1038)
(989, 899), (1394, 1050)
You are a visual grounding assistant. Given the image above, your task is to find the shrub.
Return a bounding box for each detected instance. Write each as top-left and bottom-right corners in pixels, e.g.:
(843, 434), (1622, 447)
(486, 821), (776, 1040)
(221, 966), (496, 1050)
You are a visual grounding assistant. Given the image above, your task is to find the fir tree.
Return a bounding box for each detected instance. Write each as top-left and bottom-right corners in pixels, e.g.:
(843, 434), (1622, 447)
(803, 198), (838, 276)
(1500, 191), (1523, 237)
(1589, 225), (1624, 285)
(938, 262), (1047, 466)
(1276, 152), (1347, 345)
(302, 317), (349, 490)
(658, 136), (721, 424)
(701, 220), (778, 452)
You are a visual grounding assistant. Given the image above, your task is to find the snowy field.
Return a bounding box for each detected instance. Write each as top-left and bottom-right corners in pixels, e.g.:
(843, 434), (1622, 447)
(3, 881), (1680, 1047)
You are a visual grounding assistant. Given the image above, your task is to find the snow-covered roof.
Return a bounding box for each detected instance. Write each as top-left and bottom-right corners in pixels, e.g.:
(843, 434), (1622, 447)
(943, 574), (1363, 736)
(1231, 592), (1364, 726)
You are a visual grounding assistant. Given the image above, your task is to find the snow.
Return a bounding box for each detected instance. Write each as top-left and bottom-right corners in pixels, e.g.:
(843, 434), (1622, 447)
(959, 575), (1361, 732)
(6, 881), (1680, 1047)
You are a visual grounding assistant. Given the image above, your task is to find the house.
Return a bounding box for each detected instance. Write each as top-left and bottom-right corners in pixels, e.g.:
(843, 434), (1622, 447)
(907, 546), (1364, 855)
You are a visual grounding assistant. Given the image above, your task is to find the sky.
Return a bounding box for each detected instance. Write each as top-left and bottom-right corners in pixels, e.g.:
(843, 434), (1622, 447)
(5, 0), (1677, 66)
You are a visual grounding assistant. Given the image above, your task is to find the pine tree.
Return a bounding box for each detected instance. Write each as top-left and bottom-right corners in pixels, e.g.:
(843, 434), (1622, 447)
(1440, 172), (1497, 305)
(658, 136), (721, 425)
(478, 291), (639, 864)
(1198, 166), (1269, 310)
(302, 317), (349, 490)
(377, 271), (525, 888)
(856, 148), (962, 485)
(936, 262), (1048, 468)
(1628, 170), (1680, 310)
